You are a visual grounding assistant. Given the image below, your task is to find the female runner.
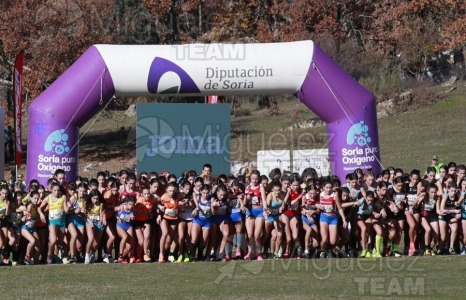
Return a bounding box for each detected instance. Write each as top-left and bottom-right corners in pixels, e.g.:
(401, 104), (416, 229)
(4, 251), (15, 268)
(316, 180), (347, 258)
(190, 184), (212, 261)
(38, 181), (69, 264)
(244, 170), (267, 260)
(158, 182), (179, 262)
(67, 183), (87, 263)
(84, 190), (106, 264)
(133, 186), (155, 263)
(281, 175), (304, 257)
(420, 184), (440, 255)
(301, 184), (320, 258)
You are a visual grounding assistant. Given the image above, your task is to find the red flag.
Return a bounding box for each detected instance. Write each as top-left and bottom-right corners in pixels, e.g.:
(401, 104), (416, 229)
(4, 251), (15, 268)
(13, 51), (24, 166)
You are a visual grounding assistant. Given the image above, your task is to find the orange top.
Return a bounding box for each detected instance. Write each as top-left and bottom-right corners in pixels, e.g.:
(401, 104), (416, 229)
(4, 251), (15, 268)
(161, 193), (179, 220)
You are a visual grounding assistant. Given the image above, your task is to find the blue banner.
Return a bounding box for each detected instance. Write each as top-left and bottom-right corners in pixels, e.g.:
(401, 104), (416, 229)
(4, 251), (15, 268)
(136, 103), (231, 177)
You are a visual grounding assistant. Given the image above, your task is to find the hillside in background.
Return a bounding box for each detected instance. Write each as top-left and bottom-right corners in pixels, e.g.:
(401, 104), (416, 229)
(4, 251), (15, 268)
(7, 80), (465, 180)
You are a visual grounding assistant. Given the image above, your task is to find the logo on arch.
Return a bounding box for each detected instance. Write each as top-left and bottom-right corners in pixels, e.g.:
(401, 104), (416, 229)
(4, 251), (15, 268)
(44, 129), (70, 155)
(346, 121), (371, 147)
(147, 57), (200, 94)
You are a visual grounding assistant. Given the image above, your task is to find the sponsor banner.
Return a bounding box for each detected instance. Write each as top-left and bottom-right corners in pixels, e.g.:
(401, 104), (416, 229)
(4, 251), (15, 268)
(95, 41), (313, 97)
(136, 103), (231, 176)
(26, 121), (78, 182)
(328, 101), (381, 179)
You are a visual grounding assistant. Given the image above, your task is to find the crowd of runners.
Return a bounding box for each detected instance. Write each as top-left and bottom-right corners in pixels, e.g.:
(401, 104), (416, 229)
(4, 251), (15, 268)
(1, 156), (466, 266)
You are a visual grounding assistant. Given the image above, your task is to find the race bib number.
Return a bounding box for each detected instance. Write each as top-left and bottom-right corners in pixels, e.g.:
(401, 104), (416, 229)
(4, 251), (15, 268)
(200, 206), (211, 217)
(305, 204), (316, 210)
(10, 212), (22, 224)
(0, 207), (6, 218)
(89, 215), (100, 222)
(26, 219), (36, 228)
(394, 195), (404, 205)
(50, 210), (64, 220)
(407, 195), (416, 206)
(423, 203), (434, 211)
(229, 199), (239, 209)
(251, 196), (259, 205)
(165, 208), (178, 217)
(121, 213), (133, 223)
(361, 209), (371, 216)
(289, 202), (299, 211)
(269, 208), (279, 215)
(323, 205), (334, 213)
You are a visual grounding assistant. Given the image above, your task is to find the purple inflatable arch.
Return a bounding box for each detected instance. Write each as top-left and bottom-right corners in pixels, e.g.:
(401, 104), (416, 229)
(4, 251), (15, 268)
(27, 41), (381, 184)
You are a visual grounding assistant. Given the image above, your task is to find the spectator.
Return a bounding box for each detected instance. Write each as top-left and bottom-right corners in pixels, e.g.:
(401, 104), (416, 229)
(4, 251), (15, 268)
(430, 155), (446, 180)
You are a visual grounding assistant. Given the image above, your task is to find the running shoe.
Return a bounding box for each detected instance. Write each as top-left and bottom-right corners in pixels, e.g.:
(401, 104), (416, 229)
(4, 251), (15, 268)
(256, 255), (263, 261)
(168, 254), (175, 262)
(243, 251), (252, 260)
(84, 254), (91, 264)
(184, 255), (191, 262)
(384, 246), (390, 257)
(283, 252), (290, 259)
(364, 251), (372, 258)
(47, 255), (53, 264)
(338, 250), (347, 258)
(129, 256), (136, 263)
(62, 256), (70, 264)
(274, 252), (282, 259)
(24, 256), (32, 265)
(90, 253), (96, 264)
(296, 246), (302, 257)
(68, 257), (77, 264)
(424, 249), (431, 256)
(461, 247), (466, 255)
(103, 254), (111, 264)
(235, 248), (242, 259)
(301, 252), (310, 259)
(122, 257), (129, 264)
(360, 250), (368, 258)
(176, 255), (183, 263)
(319, 251), (327, 259)
(135, 258), (143, 263)
(224, 255), (231, 262)
(449, 247), (456, 255)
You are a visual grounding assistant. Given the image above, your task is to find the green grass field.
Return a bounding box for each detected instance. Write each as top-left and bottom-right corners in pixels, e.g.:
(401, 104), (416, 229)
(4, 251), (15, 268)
(0, 256), (463, 299)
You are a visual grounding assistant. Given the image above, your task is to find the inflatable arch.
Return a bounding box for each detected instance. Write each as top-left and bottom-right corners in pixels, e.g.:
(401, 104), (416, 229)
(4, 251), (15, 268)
(27, 40), (381, 184)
